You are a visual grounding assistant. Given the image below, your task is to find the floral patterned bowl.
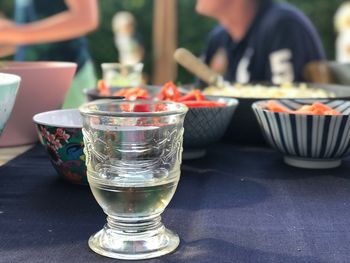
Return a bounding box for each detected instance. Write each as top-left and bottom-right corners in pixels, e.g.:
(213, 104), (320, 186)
(33, 109), (86, 184)
(0, 73), (21, 135)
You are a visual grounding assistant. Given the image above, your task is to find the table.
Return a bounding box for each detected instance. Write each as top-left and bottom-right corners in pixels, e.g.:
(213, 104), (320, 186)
(1, 143), (350, 263)
(0, 145), (33, 166)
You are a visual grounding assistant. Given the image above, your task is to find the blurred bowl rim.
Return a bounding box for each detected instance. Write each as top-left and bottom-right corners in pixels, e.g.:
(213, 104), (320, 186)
(202, 96), (239, 108)
(0, 61), (77, 70)
(33, 109), (82, 128)
(0, 72), (21, 85)
(101, 62), (143, 70)
(83, 87), (126, 100)
(203, 82), (350, 100)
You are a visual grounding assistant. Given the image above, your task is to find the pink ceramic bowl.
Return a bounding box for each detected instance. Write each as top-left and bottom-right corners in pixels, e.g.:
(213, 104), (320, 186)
(0, 61), (77, 146)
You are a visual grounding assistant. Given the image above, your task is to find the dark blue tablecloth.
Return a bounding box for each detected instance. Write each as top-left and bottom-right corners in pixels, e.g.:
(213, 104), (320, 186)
(1, 144), (350, 263)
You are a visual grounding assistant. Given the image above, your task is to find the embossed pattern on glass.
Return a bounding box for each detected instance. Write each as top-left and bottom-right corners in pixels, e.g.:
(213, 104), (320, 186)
(80, 100), (187, 260)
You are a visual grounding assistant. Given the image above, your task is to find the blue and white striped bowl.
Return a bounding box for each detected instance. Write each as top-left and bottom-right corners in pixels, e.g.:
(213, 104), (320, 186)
(252, 100), (350, 169)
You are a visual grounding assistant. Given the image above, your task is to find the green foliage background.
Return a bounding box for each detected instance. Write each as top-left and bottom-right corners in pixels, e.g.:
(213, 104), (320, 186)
(0, 0), (346, 83)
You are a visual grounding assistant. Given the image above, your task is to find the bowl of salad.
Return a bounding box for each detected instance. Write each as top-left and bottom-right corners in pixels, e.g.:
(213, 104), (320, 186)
(252, 99), (350, 168)
(84, 81), (238, 159)
(203, 82), (350, 145)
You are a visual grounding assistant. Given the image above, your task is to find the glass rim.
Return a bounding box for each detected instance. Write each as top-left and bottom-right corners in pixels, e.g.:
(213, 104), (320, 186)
(79, 99), (188, 117)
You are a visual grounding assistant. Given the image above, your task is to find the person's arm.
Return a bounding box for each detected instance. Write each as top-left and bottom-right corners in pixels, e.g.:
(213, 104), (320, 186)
(0, 45), (16, 58)
(0, 0), (99, 45)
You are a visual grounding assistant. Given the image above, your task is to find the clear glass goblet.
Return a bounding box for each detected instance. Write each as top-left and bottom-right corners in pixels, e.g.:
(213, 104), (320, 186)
(79, 100), (188, 260)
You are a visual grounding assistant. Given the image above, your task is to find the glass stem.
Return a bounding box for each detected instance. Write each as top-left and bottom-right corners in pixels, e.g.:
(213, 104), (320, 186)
(106, 214), (164, 235)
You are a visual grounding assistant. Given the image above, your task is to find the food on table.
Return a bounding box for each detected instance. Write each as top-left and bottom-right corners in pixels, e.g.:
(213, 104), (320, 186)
(203, 83), (335, 98)
(156, 81), (182, 101)
(157, 82), (226, 108)
(96, 80), (226, 108)
(266, 100), (341, 115)
(97, 80), (110, 96)
(97, 79), (150, 99)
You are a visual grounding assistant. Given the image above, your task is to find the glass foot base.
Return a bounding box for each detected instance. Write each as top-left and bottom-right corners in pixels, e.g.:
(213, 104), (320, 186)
(88, 225), (179, 260)
(284, 156), (341, 169)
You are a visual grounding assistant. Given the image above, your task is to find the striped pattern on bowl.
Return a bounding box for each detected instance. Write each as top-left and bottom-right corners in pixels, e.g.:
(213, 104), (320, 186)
(252, 100), (350, 160)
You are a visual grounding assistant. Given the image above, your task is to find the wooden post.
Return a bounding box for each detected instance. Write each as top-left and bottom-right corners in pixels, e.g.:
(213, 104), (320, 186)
(152, 0), (177, 84)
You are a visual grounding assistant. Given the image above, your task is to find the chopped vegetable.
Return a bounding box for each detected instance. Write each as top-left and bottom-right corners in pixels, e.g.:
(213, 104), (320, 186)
(157, 82), (225, 108)
(204, 83), (334, 98)
(97, 80), (110, 96)
(157, 81), (182, 101)
(266, 100), (341, 115)
(176, 89), (205, 102)
(133, 104), (150, 112)
(96, 79), (226, 108)
(266, 100), (293, 113)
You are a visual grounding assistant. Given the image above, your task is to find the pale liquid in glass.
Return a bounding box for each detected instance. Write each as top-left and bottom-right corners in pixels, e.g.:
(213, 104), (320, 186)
(88, 171), (179, 218)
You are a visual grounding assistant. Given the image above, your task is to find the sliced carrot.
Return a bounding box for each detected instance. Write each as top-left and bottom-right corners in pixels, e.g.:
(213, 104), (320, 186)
(266, 100), (341, 116)
(297, 105), (315, 112)
(266, 100), (293, 113)
(311, 102), (333, 112)
(311, 108), (324, 115)
(324, 109), (341, 116)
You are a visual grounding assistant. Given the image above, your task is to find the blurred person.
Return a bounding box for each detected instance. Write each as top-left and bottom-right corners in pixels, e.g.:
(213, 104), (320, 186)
(334, 1), (350, 63)
(0, 0), (99, 109)
(112, 11), (144, 65)
(196, 0), (325, 84)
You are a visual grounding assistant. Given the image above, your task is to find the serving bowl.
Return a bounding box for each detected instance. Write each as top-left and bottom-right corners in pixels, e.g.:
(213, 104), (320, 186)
(207, 83), (350, 145)
(0, 73), (21, 135)
(183, 97), (238, 159)
(33, 109), (86, 184)
(84, 88), (125, 101)
(252, 99), (350, 169)
(0, 61), (77, 146)
(85, 85), (238, 159)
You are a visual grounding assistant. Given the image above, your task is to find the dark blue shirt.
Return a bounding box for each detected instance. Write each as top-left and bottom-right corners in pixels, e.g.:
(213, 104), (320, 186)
(203, 0), (325, 84)
(14, 0), (90, 71)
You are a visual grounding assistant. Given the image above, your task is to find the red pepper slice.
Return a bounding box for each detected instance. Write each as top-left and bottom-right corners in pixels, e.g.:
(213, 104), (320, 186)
(157, 82), (181, 101)
(193, 89), (205, 101)
(176, 89), (206, 102)
(176, 92), (196, 102)
(133, 104), (150, 112)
